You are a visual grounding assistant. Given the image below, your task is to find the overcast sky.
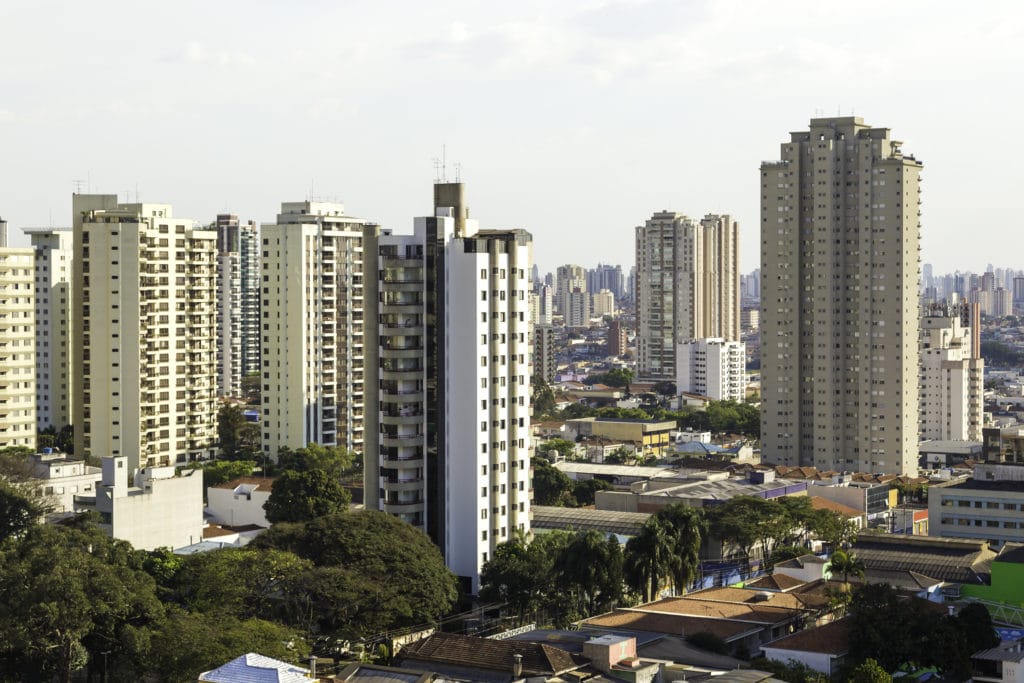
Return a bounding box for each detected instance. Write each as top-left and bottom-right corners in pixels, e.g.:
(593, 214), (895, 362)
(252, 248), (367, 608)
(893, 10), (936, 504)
(2, 0), (1021, 275)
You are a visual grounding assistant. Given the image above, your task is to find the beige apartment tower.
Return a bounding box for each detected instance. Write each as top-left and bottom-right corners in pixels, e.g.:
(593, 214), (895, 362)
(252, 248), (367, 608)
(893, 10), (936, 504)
(0, 247), (36, 449)
(24, 227), (74, 431)
(920, 304), (983, 442)
(760, 117), (922, 475)
(635, 212), (739, 380)
(72, 195), (218, 471)
(260, 202), (380, 459)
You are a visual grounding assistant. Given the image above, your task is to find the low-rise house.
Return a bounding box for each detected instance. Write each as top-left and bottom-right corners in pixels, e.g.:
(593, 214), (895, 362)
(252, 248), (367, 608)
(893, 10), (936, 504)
(972, 637), (1024, 683)
(566, 417), (676, 456)
(760, 618), (849, 676)
(25, 450), (101, 518)
(395, 632), (586, 682)
(772, 555), (829, 584)
(930, 464), (1024, 547)
(76, 456), (204, 551)
(330, 663), (436, 682)
(206, 476), (275, 528)
(198, 653), (309, 683)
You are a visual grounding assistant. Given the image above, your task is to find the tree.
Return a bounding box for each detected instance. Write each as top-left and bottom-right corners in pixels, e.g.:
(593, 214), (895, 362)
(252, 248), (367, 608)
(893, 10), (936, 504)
(624, 516), (674, 602)
(217, 403), (248, 459)
(848, 659), (892, 683)
(0, 479), (49, 542)
(480, 532), (572, 625)
(0, 523), (164, 683)
(531, 374), (557, 417)
(807, 508), (857, 551)
(184, 459), (256, 491)
(572, 478), (611, 506)
(276, 442), (357, 480)
(652, 381), (677, 396)
(263, 469), (350, 524)
(748, 657), (828, 683)
(253, 511), (459, 635)
(554, 531), (624, 617)
(828, 550), (865, 585)
(656, 503), (706, 594)
(538, 438), (576, 460)
(133, 607), (308, 683)
(531, 456), (574, 506)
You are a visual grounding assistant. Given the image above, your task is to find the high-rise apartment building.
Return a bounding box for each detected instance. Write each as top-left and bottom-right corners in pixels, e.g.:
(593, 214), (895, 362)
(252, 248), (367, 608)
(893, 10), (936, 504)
(365, 183), (531, 594)
(760, 117), (922, 475)
(565, 288), (590, 328)
(533, 325), (557, 383)
(591, 289), (615, 318)
(587, 263), (625, 301)
(555, 264), (585, 316)
(260, 202), (380, 458)
(0, 246), (36, 449)
(920, 304), (983, 442)
(24, 227), (74, 431)
(634, 212), (739, 380)
(72, 195), (218, 470)
(677, 338), (746, 401)
(215, 214), (260, 398)
(607, 319), (628, 357)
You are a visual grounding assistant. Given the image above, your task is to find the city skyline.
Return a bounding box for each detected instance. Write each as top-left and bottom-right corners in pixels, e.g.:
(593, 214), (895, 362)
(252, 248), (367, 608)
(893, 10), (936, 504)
(2, 1), (1023, 274)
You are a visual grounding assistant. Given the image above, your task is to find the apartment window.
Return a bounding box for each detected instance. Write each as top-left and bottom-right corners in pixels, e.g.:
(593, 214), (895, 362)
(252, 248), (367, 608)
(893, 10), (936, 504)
(481, 487), (486, 497)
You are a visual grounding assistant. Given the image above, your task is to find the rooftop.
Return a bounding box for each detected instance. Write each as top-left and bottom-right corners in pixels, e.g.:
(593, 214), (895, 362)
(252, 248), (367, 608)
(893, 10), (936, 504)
(531, 506), (651, 537)
(582, 610), (760, 643)
(809, 496), (864, 518)
(398, 633), (583, 677)
(761, 618), (850, 656)
(744, 574), (807, 591)
(853, 532), (996, 584)
(198, 653), (310, 683)
(212, 476), (277, 491)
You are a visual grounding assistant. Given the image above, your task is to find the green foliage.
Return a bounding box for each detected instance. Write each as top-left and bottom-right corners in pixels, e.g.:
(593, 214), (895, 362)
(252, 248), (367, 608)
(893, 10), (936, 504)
(0, 479), (49, 542)
(538, 438), (577, 459)
(184, 459), (257, 491)
(0, 523), (164, 683)
(652, 381), (677, 396)
(585, 368), (634, 388)
(770, 545), (807, 566)
(686, 631), (729, 655)
(828, 550), (865, 584)
(532, 375), (557, 418)
(572, 478), (611, 506)
(36, 424), (74, 454)
(276, 442), (358, 480)
(847, 583), (996, 678)
(531, 456), (575, 506)
(807, 508), (858, 550)
(253, 510), (459, 635)
(981, 340), (1024, 367)
(263, 469), (350, 524)
(133, 607), (308, 683)
(217, 403), (247, 459)
(748, 657), (828, 683)
(625, 504), (706, 601)
(554, 531), (624, 618)
(656, 504), (706, 594)
(848, 658), (892, 683)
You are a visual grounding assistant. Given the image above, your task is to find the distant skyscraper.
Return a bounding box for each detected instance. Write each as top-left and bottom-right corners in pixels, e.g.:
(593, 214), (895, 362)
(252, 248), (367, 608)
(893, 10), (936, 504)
(0, 245), (36, 450)
(0, 217), (7, 248)
(533, 325), (557, 383)
(72, 195), (218, 470)
(565, 287), (590, 328)
(634, 211), (739, 380)
(587, 264), (625, 301)
(364, 183), (531, 594)
(555, 264), (585, 316)
(215, 214), (260, 397)
(920, 304), (983, 442)
(760, 117), (921, 475)
(24, 227), (73, 431)
(260, 201), (380, 458)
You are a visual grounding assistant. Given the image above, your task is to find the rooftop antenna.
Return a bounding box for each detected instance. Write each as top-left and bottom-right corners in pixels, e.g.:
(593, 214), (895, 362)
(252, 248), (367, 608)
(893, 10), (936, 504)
(72, 179), (84, 194)
(454, 162), (462, 183)
(432, 145), (448, 183)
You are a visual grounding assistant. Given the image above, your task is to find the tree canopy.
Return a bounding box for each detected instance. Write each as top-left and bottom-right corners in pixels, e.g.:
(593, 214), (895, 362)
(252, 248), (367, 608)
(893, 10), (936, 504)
(263, 469), (350, 524)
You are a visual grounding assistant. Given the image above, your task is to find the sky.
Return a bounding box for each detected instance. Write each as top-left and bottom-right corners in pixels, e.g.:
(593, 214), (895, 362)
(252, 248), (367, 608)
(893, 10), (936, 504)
(1, 0), (1022, 276)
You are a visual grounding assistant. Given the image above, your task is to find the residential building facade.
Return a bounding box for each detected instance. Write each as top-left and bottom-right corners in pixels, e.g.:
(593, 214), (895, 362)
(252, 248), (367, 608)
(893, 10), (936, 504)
(364, 183), (532, 594)
(919, 304), (983, 441)
(25, 228), (73, 432)
(635, 211), (739, 380)
(72, 195), (218, 470)
(760, 117), (922, 474)
(215, 214), (260, 398)
(677, 337), (746, 401)
(260, 202), (380, 458)
(0, 246), (36, 449)
(533, 324), (557, 383)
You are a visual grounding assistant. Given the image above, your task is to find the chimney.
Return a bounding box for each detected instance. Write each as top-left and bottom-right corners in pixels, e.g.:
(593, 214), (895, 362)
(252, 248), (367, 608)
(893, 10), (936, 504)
(512, 653), (523, 678)
(308, 656), (316, 679)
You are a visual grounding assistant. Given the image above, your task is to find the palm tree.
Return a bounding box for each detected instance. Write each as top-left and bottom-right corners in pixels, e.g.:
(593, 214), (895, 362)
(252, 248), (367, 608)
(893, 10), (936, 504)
(656, 504), (706, 595)
(624, 517), (674, 602)
(828, 549), (866, 585)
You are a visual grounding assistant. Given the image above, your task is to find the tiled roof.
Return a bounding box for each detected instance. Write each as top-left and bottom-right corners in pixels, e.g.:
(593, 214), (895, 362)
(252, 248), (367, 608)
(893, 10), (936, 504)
(582, 609), (759, 642)
(398, 633), (583, 677)
(761, 618), (850, 656)
(639, 596), (802, 624)
(685, 587), (811, 612)
(744, 574), (807, 591)
(809, 496), (864, 518)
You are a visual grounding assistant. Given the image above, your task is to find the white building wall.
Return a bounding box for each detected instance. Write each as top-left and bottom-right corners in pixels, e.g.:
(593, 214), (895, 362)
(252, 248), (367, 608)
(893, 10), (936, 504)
(206, 485), (271, 527)
(676, 338), (746, 401)
(26, 228), (73, 431)
(0, 248), (36, 449)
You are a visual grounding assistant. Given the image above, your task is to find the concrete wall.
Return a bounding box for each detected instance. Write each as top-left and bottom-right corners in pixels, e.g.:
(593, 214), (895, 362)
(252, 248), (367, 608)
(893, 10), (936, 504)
(206, 486), (271, 528)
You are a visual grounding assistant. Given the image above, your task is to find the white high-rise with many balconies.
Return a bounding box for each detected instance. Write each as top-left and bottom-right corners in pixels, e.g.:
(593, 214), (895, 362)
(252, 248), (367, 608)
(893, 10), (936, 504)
(920, 305), (983, 442)
(0, 245), (36, 450)
(676, 338), (746, 401)
(215, 214), (260, 398)
(259, 202), (380, 459)
(24, 227), (73, 432)
(760, 117), (922, 475)
(72, 195), (218, 470)
(365, 182), (532, 594)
